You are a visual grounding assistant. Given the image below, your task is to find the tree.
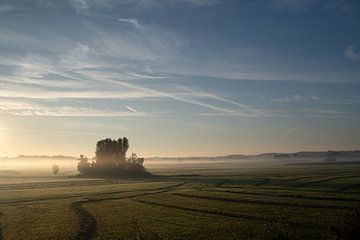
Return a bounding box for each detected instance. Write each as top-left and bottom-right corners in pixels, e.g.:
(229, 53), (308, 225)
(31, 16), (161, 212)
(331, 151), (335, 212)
(120, 137), (129, 163)
(95, 137), (129, 165)
(78, 137), (149, 177)
(52, 164), (59, 174)
(77, 155), (89, 175)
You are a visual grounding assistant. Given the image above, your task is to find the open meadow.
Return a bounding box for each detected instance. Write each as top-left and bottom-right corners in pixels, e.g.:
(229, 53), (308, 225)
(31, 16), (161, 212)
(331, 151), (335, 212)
(0, 159), (359, 240)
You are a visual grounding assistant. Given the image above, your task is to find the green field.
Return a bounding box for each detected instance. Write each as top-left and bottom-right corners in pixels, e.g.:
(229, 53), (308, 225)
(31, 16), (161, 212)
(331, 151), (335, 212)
(0, 162), (359, 240)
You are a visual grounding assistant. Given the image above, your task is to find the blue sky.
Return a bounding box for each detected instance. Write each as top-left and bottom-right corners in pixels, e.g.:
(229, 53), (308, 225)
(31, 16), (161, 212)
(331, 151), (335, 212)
(0, 0), (359, 157)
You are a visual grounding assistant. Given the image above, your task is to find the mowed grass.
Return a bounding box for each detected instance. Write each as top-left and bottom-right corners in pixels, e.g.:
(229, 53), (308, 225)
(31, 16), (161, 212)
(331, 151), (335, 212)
(0, 163), (359, 239)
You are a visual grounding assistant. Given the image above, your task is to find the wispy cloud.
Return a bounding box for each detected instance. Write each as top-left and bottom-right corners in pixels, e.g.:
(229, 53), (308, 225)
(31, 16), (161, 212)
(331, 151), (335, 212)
(272, 0), (353, 13)
(118, 18), (142, 28)
(62, 0), (223, 13)
(9, 107), (147, 117)
(269, 95), (322, 103)
(345, 44), (360, 61)
(0, 0), (358, 121)
(125, 105), (139, 113)
(0, 4), (17, 13)
(177, 0), (222, 6)
(300, 108), (353, 118)
(69, 0), (89, 12)
(0, 98), (147, 117)
(0, 126), (106, 136)
(272, 0), (314, 11)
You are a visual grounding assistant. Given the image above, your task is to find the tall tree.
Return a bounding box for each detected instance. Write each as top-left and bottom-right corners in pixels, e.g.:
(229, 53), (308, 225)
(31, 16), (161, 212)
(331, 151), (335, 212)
(121, 137), (129, 162)
(95, 137), (130, 165)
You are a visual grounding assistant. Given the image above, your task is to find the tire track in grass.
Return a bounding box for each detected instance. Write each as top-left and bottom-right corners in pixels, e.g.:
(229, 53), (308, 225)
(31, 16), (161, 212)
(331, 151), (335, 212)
(337, 183), (360, 192)
(71, 202), (97, 240)
(205, 189), (360, 203)
(294, 175), (360, 188)
(135, 199), (327, 230)
(0, 180), (116, 191)
(280, 176), (315, 184)
(219, 184), (353, 195)
(136, 199), (260, 221)
(215, 179), (229, 187)
(254, 178), (270, 186)
(0, 210), (3, 240)
(71, 182), (187, 240)
(172, 193), (350, 210)
(0, 182), (185, 206)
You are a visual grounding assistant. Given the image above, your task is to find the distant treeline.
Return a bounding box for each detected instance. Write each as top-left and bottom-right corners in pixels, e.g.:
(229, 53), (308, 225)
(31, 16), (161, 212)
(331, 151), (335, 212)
(16, 155), (78, 160)
(147, 150), (360, 161)
(273, 151), (360, 159)
(2, 150), (359, 162)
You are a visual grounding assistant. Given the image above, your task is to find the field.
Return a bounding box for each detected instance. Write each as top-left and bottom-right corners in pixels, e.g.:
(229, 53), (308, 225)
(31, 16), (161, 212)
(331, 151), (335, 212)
(0, 160), (359, 240)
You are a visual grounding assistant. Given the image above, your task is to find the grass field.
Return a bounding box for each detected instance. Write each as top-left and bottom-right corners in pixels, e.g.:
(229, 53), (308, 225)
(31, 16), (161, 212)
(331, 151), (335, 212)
(0, 162), (359, 239)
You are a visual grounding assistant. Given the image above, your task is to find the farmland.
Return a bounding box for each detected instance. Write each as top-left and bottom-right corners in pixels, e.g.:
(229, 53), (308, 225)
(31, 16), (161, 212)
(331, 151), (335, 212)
(0, 161), (359, 240)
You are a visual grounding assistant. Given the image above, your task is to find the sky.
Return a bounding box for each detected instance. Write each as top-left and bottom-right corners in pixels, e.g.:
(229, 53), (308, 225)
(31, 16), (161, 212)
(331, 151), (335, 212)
(0, 0), (359, 157)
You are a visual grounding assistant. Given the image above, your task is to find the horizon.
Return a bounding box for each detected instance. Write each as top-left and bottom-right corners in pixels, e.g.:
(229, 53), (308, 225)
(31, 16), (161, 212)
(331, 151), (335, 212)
(1, 0), (360, 157)
(2, 148), (360, 159)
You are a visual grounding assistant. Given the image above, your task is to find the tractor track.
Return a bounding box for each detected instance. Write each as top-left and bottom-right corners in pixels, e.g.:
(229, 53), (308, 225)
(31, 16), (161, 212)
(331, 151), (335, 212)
(0, 210), (3, 240)
(337, 183), (360, 192)
(205, 189), (360, 202)
(172, 192), (350, 210)
(71, 182), (187, 240)
(135, 198), (328, 230)
(294, 175), (360, 188)
(136, 198), (260, 221)
(218, 184), (356, 195)
(0, 180), (118, 191)
(254, 178), (270, 186)
(0, 182), (185, 206)
(215, 179), (229, 187)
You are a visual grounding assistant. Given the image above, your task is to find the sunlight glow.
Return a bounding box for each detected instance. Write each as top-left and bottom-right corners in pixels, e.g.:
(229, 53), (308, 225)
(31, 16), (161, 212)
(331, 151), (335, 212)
(0, 127), (3, 141)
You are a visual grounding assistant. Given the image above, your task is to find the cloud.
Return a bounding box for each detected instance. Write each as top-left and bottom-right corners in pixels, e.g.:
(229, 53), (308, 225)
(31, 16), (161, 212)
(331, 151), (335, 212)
(0, 98), (147, 117)
(177, 0), (222, 6)
(12, 109), (146, 117)
(300, 108), (351, 118)
(65, 0), (222, 12)
(271, 0), (353, 13)
(272, 95), (304, 102)
(9, 107), (147, 117)
(103, 80), (271, 117)
(344, 44), (360, 61)
(69, 0), (89, 12)
(118, 18), (141, 28)
(0, 126), (107, 136)
(0, 99), (43, 111)
(125, 105), (139, 113)
(272, 0), (314, 11)
(1, 2), (356, 121)
(0, 4), (17, 13)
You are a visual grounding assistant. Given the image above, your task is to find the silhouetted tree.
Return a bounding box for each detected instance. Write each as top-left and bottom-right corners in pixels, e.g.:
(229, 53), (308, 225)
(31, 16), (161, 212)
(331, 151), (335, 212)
(117, 138), (123, 162)
(95, 137), (129, 165)
(78, 137), (149, 177)
(121, 137), (129, 163)
(77, 155), (89, 175)
(126, 153), (146, 173)
(52, 164), (59, 174)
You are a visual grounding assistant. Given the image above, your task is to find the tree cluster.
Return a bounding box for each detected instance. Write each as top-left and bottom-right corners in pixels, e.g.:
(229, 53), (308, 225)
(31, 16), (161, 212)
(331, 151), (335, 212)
(77, 137), (149, 177)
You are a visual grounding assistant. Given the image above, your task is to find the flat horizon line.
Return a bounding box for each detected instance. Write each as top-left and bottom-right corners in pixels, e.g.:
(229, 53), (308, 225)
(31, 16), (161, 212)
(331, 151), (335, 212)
(1, 149), (359, 160)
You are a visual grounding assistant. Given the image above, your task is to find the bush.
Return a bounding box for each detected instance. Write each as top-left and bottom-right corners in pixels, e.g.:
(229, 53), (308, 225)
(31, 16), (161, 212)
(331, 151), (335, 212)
(77, 153), (150, 177)
(52, 164), (59, 174)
